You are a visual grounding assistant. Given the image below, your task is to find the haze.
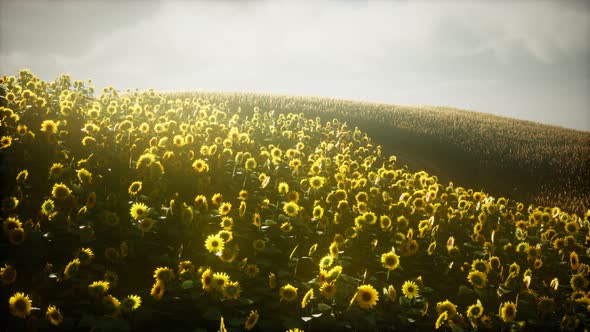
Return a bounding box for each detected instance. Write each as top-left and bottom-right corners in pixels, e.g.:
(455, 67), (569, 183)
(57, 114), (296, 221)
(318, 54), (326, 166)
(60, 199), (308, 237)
(1, 0), (589, 131)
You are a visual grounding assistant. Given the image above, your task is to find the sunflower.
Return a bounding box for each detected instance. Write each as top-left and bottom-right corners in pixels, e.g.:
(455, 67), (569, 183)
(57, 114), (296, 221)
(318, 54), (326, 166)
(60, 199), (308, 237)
(1, 264), (17, 285)
(435, 312), (448, 330)
(8, 227), (25, 245)
(253, 239), (266, 251)
(88, 280), (110, 297)
(280, 284), (299, 302)
(309, 176), (326, 190)
(381, 252), (400, 271)
(570, 273), (589, 291)
(466, 301), (484, 319)
(301, 288), (314, 308)
(49, 163), (64, 178)
(244, 310), (259, 330)
(201, 268), (213, 292)
(312, 205), (324, 219)
(2, 217), (21, 235)
(245, 264), (260, 278)
(40, 119), (58, 134)
(471, 259), (490, 274)
(192, 159), (209, 173)
(40, 198), (55, 216)
(0, 136), (12, 149)
(205, 234), (225, 253)
(77, 247), (95, 265)
(356, 284), (379, 309)
(436, 299), (457, 316)
(401, 280), (419, 300)
(51, 183), (71, 200)
(130, 202), (149, 220)
(319, 255), (334, 270)
(537, 296), (555, 315)
(46, 305), (63, 326)
(153, 267), (175, 283)
(283, 201), (300, 217)
(222, 281), (242, 300)
(499, 301), (517, 323)
(219, 202), (232, 216)
(467, 270), (487, 289)
(278, 182), (289, 194)
(128, 181), (142, 195)
(318, 282), (336, 299)
(213, 272), (230, 289)
(280, 222), (293, 233)
(9, 292), (32, 318)
(121, 295), (141, 313)
(64, 258), (81, 280)
(137, 218), (156, 233)
(244, 157), (257, 171)
(269, 272), (277, 289)
(220, 216), (234, 230)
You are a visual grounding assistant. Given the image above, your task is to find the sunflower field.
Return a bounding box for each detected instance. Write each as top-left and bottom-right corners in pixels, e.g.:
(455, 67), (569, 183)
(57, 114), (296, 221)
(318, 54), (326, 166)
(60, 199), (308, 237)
(1, 69), (589, 331)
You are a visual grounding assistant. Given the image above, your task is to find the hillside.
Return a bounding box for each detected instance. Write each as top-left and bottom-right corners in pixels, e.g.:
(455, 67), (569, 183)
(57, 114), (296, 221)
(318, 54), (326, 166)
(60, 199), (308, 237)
(1, 71), (589, 331)
(166, 91), (590, 215)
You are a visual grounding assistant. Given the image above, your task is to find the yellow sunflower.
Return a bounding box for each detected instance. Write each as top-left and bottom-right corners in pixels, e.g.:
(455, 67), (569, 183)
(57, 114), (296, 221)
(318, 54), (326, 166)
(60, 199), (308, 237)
(499, 301), (517, 322)
(128, 181), (142, 195)
(222, 281), (242, 300)
(121, 295), (141, 312)
(201, 268), (214, 292)
(283, 201), (300, 217)
(244, 310), (259, 330)
(356, 284), (379, 309)
(301, 288), (314, 309)
(88, 280), (110, 297)
(46, 305), (63, 326)
(466, 301), (484, 319)
(130, 202), (149, 220)
(280, 284), (299, 302)
(219, 202), (232, 216)
(9, 292), (32, 318)
(401, 280), (419, 300)
(1, 264), (17, 285)
(205, 234), (225, 253)
(192, 159), (209, 173)
(309, 176), (326, 190)
(51, 183), (71, 200)
(467, 270), (487, 289)
(153, 267), (175, 283)
(381, 252), (400, 271)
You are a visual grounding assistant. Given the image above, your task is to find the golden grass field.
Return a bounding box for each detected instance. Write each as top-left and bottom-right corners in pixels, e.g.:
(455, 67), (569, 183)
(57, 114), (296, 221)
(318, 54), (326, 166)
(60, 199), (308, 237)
(1, 70), (589, 331)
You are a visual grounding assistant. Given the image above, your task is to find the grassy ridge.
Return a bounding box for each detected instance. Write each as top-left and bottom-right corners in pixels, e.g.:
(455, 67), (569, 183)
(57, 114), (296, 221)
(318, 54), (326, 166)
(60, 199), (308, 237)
(167, 91), (590, 215)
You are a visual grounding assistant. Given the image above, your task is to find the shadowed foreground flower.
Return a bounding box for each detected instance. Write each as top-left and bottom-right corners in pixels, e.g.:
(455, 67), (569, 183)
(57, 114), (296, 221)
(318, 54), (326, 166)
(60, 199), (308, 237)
(356, 284), (379, 309)
(9, 292), (32, 318)
(245, 310), (259, 330)
(46, 305), (63, 326)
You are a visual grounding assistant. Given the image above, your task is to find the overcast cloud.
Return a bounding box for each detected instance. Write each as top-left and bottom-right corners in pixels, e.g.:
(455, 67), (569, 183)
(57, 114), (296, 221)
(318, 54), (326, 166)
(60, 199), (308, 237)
(1, 0), (589, 131)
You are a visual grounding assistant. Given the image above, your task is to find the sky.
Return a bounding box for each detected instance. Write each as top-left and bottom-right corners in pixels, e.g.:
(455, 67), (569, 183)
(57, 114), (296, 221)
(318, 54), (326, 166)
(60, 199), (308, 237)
(1, 0), (589, 131)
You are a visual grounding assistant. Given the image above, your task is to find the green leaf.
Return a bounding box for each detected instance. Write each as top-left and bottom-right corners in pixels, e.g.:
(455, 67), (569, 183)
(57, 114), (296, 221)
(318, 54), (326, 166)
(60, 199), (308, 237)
(317, 303), (332, 312)
(264, 219), (277, 226)
(181, 280), (194, 289)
